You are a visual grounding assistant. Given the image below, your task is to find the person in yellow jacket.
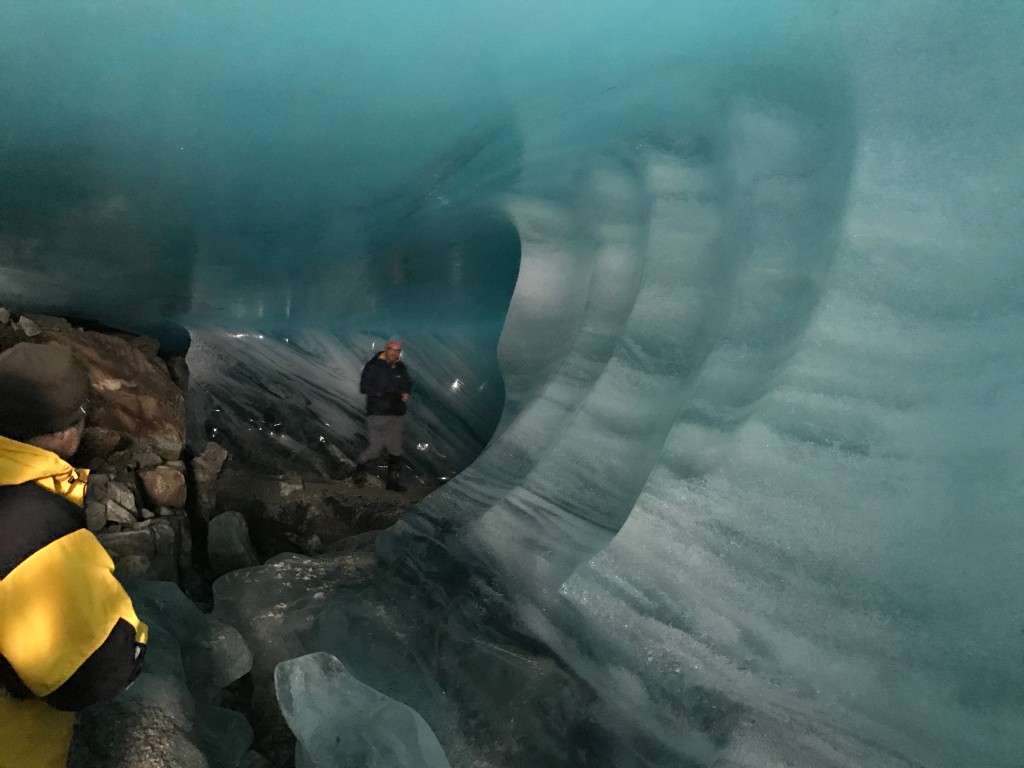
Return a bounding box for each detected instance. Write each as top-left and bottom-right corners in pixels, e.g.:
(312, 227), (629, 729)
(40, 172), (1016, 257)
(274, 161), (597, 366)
(0, 342), (148, 768)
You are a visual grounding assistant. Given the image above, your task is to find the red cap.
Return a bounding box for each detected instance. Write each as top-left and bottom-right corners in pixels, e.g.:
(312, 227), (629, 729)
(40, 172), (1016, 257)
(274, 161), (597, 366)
(385, 340), (402, 350)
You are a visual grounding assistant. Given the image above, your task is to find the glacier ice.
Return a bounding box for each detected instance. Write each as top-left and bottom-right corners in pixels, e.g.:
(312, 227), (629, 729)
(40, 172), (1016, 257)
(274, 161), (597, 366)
(276, 653), (451, 768)
(3, 1), (1024, 766)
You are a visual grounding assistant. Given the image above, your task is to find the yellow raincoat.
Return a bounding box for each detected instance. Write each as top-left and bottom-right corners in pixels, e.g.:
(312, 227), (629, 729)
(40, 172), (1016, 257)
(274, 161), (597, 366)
(0, 436), (147, 768)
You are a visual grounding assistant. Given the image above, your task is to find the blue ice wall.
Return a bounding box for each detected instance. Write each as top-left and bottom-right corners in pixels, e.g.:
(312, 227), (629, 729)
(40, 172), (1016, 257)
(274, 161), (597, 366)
(2, 2), (1023, 766)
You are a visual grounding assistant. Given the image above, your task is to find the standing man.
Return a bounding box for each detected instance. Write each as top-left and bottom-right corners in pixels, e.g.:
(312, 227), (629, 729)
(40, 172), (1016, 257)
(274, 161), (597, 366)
(0, 342), (148, 768)
(353, 339), (412, 492)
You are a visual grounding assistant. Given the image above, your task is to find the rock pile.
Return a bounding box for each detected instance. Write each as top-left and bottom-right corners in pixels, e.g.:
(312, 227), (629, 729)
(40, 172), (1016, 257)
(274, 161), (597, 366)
(0, 307), (425, 589)
(0, 308), (208, 588)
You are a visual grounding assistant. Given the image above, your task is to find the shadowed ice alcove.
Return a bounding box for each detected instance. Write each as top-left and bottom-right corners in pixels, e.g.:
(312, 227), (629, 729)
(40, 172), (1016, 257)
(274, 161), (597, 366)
(1, 2), (1022, 767)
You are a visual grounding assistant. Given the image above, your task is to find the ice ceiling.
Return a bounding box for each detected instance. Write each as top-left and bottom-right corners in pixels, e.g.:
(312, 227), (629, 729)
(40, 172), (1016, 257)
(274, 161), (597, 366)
(2, 2), (1023, 766)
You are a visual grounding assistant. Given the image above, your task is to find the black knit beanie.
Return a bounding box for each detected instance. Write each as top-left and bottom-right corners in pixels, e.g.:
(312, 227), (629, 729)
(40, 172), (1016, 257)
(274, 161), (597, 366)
(0, 343), (91, 441)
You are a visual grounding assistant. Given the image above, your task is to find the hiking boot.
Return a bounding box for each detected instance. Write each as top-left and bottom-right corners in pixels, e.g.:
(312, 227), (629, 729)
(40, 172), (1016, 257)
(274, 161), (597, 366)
(351, 463), (368, 486)
(386, 455), (406, 493)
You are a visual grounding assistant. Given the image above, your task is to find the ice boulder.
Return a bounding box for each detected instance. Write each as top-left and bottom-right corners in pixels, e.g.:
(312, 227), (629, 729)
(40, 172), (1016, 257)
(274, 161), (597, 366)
(275, 652), (451, 768)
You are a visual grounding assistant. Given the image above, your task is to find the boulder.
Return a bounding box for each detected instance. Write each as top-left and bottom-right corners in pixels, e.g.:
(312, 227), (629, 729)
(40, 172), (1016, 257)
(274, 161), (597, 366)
(192, 442), (229, 522)
(77, 426), (128, 462)
(133, 451), (165, 470)
(48, 329), (186, 460)
(140, 518), (182, 582)
(85, 501), (107, 533)
(20, 313), (74, 333)
(98, 529), (156, 563)
(17, 315), (41, 337)
(139, 466), (188, 509)
(192, 441), (228, 485)
(279, 479), (303, 497)
(105, 498), (137, 526)
(106, 479), (138, 515)
(97, 516), (192, 585)
(208, 512), (259, 577)
(85, 471), (111, 495)
(117, 555), (152, 580)
(167, 356), (190, 392)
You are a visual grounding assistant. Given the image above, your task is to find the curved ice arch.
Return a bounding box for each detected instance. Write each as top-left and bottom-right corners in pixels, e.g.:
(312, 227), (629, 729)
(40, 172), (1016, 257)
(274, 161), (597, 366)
(378, 55), (876, 768)
(383, 93), (854, 593)
(379, 10), (1024, 768)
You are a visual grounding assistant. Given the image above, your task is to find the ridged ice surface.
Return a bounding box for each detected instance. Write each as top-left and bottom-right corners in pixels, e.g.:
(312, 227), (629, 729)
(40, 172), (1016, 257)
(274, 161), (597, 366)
(2, 3), (1023, 766)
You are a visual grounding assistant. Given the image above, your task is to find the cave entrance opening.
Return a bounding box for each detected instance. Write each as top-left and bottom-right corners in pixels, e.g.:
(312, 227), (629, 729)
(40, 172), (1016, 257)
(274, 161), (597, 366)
(368, 204), (523, 481)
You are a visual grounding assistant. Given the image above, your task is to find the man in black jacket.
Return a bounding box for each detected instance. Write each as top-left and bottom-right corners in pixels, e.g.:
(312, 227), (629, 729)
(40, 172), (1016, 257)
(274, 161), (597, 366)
(353, 339), (412, 492)
(0, 342), (148, 768)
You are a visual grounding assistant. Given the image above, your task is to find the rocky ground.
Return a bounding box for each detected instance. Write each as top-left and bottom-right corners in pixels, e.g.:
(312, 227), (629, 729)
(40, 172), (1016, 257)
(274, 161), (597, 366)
(212, 466), (436, 562)
(0, 306), (437, 598)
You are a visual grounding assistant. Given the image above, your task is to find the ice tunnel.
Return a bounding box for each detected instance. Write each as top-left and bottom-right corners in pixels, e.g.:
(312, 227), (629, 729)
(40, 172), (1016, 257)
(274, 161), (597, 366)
(2, 2), (1023, 767)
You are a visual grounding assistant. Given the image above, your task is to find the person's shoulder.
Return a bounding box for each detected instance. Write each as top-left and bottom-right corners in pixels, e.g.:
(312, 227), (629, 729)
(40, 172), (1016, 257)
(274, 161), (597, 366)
(0, 481), (83, 518)
(0, 483), (85, 578)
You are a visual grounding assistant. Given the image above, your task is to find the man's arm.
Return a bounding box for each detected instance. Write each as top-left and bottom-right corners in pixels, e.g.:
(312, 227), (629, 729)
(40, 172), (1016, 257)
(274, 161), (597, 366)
(359, 359), (372, 395)
(0, 487), (147, 711)
(43, 619), (146, 710)
(401, 364), (413, 398)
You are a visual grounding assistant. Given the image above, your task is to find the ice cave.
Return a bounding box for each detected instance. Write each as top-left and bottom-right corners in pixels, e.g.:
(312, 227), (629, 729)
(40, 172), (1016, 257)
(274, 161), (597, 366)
(1, 2), (1022, 767)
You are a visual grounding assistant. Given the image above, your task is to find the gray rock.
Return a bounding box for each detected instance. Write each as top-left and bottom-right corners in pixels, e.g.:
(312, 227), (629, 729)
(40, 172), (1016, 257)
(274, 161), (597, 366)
(0, 307), (9, 325)
(87, 471), (111, 492)
(239, 750), (273, 768)
(324, 442), (354, 471)
(141, 518), (180, 582)
(130, 580), (254, 693)
(85, 501), (107, 533)
(303, 534), (323, 555)
(192, 442), (229, 523)
(105, 498), (137, 526)
(79, 427), (126, 462)
(106, 480), (138, 514)
(133, 451), (164, 470)
(279, 479), (304, 497)
(21, 313), (73, 333)
(208, 511), (259, 578)
(117, 555), (152, 579)
(167, 356), (190, 392)
(192, 442), (228, 485)
(17, 315), (41, 336)
(151, 435), (185, 462)
(99, 529), (156, 562)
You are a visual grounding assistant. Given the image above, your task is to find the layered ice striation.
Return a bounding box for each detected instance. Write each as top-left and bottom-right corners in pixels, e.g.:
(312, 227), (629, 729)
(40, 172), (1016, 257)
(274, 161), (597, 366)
(3, 2), (1024, 766)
